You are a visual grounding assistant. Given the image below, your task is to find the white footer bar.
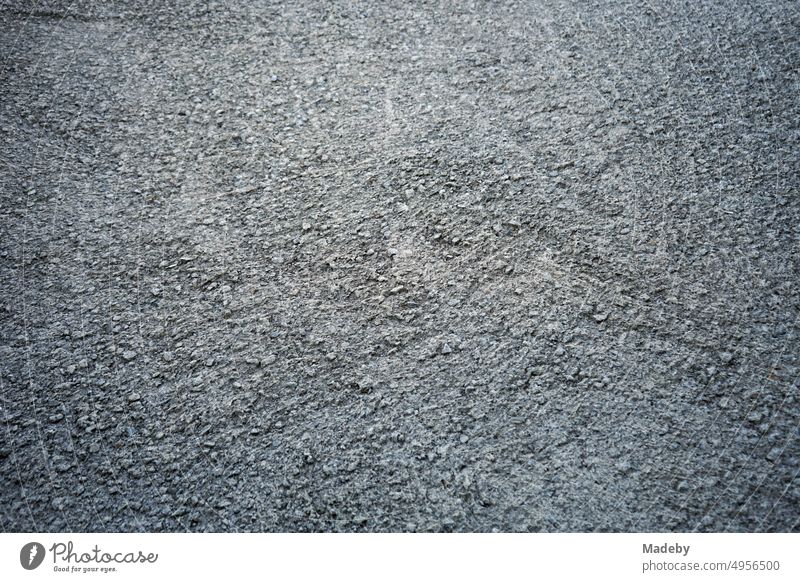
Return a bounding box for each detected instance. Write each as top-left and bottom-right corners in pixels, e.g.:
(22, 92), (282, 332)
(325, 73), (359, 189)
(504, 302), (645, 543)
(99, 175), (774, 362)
(2, 533), (797, 581)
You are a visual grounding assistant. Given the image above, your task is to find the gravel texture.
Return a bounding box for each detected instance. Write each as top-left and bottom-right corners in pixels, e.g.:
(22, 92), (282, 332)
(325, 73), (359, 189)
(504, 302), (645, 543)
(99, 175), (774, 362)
(1, 0), (799, 532)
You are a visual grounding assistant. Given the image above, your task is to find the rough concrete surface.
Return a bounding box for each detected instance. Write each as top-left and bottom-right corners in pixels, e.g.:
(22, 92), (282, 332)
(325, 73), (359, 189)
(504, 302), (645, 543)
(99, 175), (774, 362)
(1, 0), (798, 532)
